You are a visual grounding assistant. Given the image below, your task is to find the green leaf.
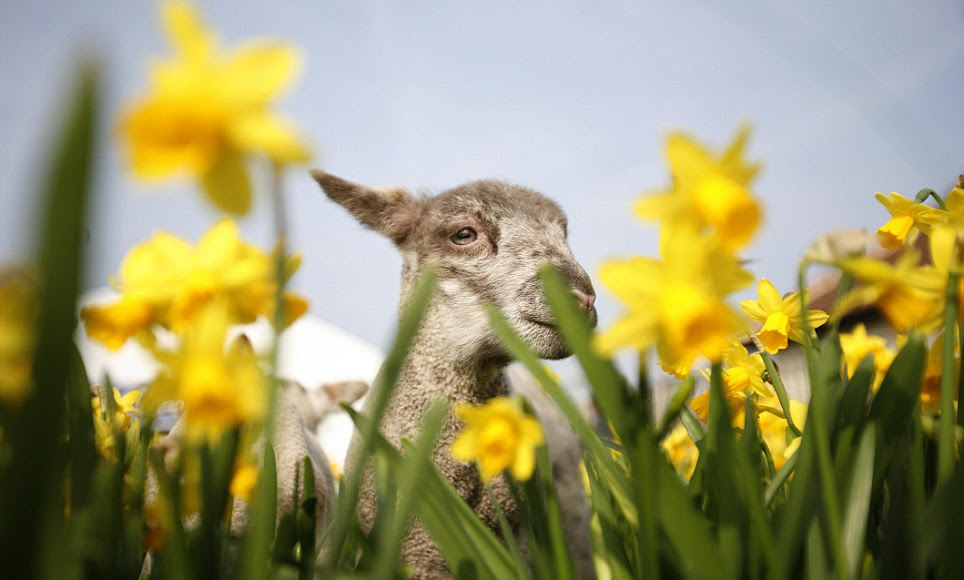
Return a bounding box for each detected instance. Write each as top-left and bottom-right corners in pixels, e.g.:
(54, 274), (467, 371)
(867, 332), (926, 487)
(371, 400), (445, 579)
(345, 406), (517, 578)
(539, 266), (642, 438)
(241, 442), (278, 580)
(322, 268), (437, 566)
(66, 343), (97, 512)
(0, 64), (98, 577)
(840, 424), (875, 579)
(484, 304), (638, 527)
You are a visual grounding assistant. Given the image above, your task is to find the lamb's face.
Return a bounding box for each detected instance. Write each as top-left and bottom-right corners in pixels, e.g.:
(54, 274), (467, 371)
(401, 180), (596, 361)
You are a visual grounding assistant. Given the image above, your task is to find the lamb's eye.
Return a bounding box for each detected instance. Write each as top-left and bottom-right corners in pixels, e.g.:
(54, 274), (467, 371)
(450, 227), (478, 245)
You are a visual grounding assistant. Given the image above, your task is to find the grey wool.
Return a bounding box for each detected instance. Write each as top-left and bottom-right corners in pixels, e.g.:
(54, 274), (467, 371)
(313, 171), (597, 579)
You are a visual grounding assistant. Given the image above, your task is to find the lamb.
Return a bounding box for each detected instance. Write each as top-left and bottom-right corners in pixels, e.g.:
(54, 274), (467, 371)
(312, 171), (597, 578)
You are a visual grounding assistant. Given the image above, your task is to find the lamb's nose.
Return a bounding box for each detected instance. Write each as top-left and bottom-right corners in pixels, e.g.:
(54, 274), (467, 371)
(572, 288), (596, 311)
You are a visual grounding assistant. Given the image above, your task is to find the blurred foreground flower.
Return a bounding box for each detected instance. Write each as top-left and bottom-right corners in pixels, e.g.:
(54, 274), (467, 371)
(119, 0), (311, 214)
(740, 278), (828, 354)
(147, 301), (267, 441)
(0, 270), (37, 408)
(836, 249), (936, 333)
(81, 218), (307, 350)
(839, 323), (895, 393)
(636, 126), (762, 252)
(451, 396), (544, 482)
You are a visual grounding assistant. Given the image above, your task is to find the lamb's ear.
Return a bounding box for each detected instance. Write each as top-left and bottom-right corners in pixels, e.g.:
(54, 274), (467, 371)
(311, 170), (419, 245)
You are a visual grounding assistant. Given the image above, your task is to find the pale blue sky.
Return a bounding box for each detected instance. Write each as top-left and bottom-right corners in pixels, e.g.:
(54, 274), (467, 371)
(1, 1), (962, 353)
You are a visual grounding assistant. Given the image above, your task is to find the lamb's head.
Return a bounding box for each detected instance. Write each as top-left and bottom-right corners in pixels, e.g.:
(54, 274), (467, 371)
(312, 171), (596, 363)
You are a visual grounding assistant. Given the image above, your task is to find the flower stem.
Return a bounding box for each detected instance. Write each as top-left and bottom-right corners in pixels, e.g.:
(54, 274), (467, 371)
(753, 342), (802, 437)
(914, 187), (947, 210)
(938, 264), (959, 484)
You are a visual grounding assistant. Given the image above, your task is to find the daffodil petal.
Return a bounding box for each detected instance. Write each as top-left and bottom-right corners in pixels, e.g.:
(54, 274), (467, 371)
(201, 148), (252, 215)
(230, 113), (311, 164)
(221, 41), (301, 105)
(162, 0), (215, 64)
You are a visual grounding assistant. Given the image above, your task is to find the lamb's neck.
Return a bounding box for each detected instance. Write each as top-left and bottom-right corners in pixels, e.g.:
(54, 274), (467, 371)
(396, 330), (509, 405)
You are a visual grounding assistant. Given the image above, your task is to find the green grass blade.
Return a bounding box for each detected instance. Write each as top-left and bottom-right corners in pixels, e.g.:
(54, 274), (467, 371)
(241, 442), (278, 580)
(539, 266), (642, 438)
(485, 304), (638, 526)
(840, 424), (875, 579)
(867, 332), (926, 487)
(67, 343), (97, 512)
(0, 64), (98, 577)
(345, 406), (517, 578)
(938, 269), (960, 484)
(322, 267), (436, 566)
(371, 400), (445, 579)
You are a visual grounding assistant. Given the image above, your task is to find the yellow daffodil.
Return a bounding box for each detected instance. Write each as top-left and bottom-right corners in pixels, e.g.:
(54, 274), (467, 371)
(740, 278), (829, 354)
(636, 126), (763, 252)
(839, 323), (896, 393)
(120, 0), (311, 214)
(689, 340), (785, 428)
(836, 250), (938, 333)
(92, 386), (143, 430)
(81, 218), (307, 350)
(230, 459), (260, 503)
(920, 332), (955, 414)
(92, 387), (143, 461)
(451, 396), (545, 482)
(758, 401), (807, 470)
(146, 301), (267, 441)
(597, 229), (752, 377)
(0, 270), (37, 408)
(661, 422), (699, 481)
(874, 192), (948, 250)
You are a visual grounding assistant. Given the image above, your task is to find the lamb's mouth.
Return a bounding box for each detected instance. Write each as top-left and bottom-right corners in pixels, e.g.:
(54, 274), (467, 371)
(523, 316), (557, 330)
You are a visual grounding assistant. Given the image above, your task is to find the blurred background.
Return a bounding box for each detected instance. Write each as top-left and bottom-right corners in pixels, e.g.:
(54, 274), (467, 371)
(1, 1), (962, 382)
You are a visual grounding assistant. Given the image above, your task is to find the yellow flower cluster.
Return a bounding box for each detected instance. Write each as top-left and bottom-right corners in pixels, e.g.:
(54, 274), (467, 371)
(82, 219), (306, 350)
(91, 387), (143, 461)
(596, 127), (760, 375)
(82, 220), (304, 441)
(451, 396), (545, 483)
(120, 0), (311, 214)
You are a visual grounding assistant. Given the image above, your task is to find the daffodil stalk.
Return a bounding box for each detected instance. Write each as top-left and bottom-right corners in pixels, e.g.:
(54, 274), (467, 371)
(751, 336), (802, 437)
(938, 256), (959, 485)
(914, 187), (947, 210)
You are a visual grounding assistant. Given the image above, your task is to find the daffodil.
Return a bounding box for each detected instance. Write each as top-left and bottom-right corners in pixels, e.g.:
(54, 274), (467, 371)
(92, 386), (143, 430)
(597, 229), (752, 376)
(0, 270), (37, 408)
(839, 323), (896, 392)
(91, 387), (143, 461)
(740, 278), (829, 354)
(81, 218), (307, 350)
(874, 192), (948, 250)
(146, 301), (267, 442)
(451, 396), (545, 482)
(120, 0), (311, 214)
(836, 250), (938, 333)
(758, 401), (807, 470)
(661, 422), (699, 481)
(230, 458), (260, 503)
(690, 343), (784, 428)
(920, 332), (955, 414)
(636, 126), (763, 252)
